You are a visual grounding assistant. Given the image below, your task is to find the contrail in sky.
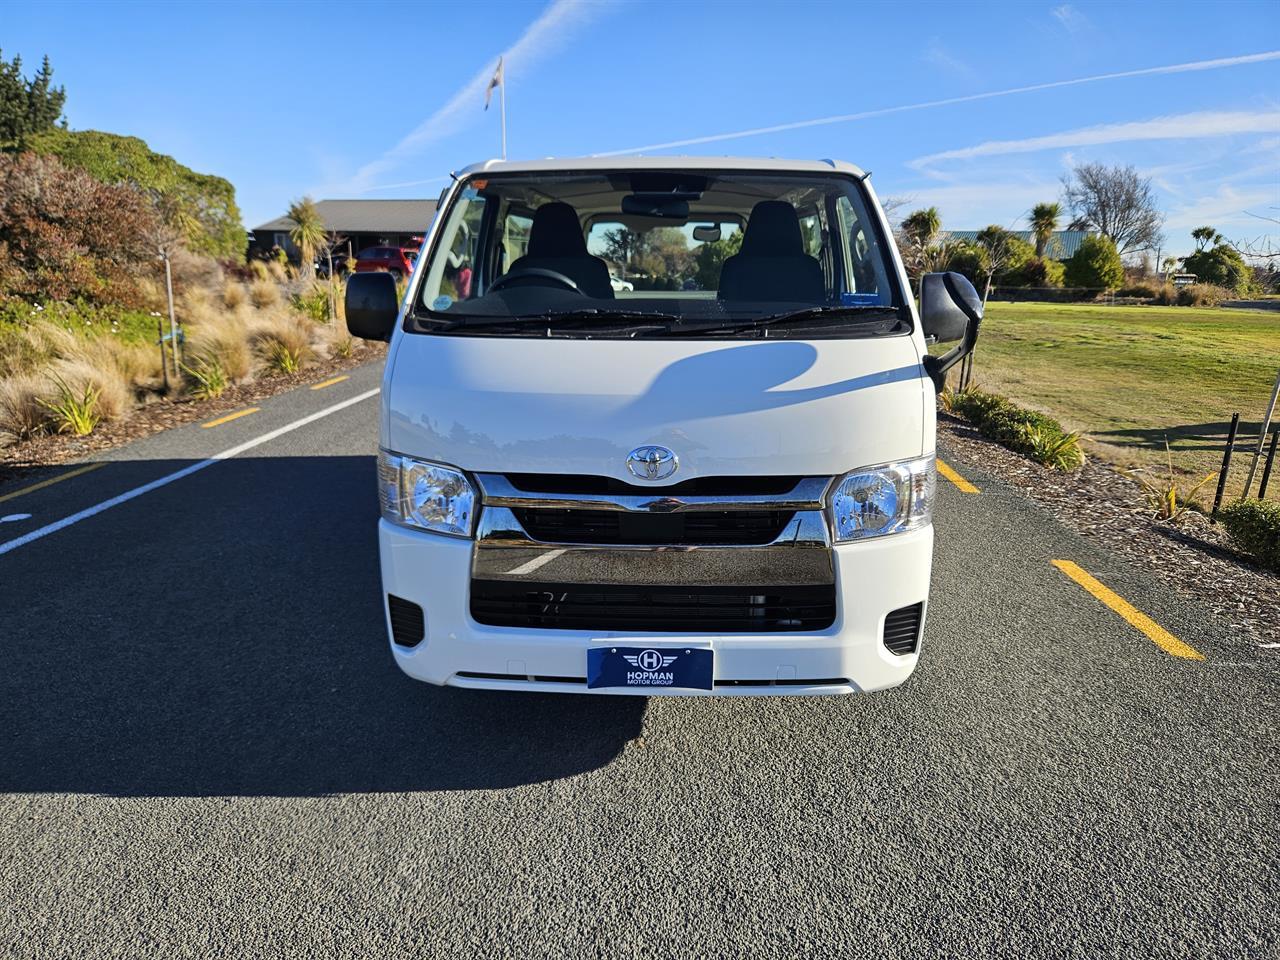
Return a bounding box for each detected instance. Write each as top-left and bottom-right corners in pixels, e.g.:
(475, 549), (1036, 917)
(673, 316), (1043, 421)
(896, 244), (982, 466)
(592, 50), (1280, 157)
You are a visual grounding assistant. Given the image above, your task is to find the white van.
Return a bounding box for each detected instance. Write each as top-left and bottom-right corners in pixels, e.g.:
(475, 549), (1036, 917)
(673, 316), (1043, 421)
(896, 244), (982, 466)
(346, 157), (982, 696)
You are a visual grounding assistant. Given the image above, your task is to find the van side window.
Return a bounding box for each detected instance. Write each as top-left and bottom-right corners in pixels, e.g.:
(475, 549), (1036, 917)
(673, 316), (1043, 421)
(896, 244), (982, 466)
(836, 195), (887, 298)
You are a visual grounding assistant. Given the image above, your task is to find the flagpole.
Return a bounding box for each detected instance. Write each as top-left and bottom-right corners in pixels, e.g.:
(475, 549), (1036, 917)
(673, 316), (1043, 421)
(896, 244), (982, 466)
(500, 73), (507, 159)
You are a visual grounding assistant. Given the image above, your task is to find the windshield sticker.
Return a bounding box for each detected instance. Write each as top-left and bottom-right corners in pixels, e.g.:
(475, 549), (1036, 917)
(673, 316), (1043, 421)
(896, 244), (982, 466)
(432, 295), (453, 311)
(842, 292), (883, 306)
(461, 187), (480, 200)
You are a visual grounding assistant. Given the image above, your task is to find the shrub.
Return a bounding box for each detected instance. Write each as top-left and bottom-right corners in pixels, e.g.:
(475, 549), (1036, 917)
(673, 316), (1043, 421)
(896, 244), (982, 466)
(1181, 244), (1252, 294)
(1175, 283), (1231, 307)
(944, 242), (989, 288)
(183, 359), (228, 399)
(250, 312), (313, 374)
(1021, 425), (1086, 472)
(186, 313), (252, 382)
(1219, 500), (1280, 573)
(23, 127), (245, 261)
(47, 357), (131, 422)
(1127, 442), (1216, 522)
(1000, 254), (1064, 289)
(0, 152), (160, 306)
(293, 284), (330, 324)
(248, 279), (280, 309)
(222, 282), (248, 310)
(0, 373), (52, 443)
(947, 387), (1084, 472)
(1118, 281), (1162, 299)
(38, 373), (101, 436)
(1063, 235), (1125, 290)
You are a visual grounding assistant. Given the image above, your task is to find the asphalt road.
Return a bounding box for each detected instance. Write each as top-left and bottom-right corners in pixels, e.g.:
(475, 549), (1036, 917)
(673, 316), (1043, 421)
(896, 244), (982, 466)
(1, 359), (1276, 958)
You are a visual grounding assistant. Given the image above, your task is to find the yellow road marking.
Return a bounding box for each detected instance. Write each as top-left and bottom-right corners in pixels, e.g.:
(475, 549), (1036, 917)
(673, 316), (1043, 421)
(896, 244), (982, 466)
(310, 375), (350, 391)
(1051, 559), (1204, 660)
(0, 462), (107, 505)
(201, 407), (260, 428)
(937, 458), (979, 494)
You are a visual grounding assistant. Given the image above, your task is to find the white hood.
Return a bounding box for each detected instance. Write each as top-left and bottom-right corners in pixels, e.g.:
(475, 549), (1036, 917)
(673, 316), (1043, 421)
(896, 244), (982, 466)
(384, 333), (929, 482)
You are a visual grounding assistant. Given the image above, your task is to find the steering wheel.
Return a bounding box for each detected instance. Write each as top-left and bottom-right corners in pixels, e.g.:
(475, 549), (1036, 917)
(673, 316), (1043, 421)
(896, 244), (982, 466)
(489, 267), (585, 295)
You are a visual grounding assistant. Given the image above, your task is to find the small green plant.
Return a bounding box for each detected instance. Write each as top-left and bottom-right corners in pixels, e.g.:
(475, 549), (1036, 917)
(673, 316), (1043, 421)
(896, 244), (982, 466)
(1127, 441), (1215, 522)
(266, 342), (302, 374)
(37, 374), (100, 436)
(182, 359), (228, 399)
(1218, 500), (1280, 573)
(1022, 426), (1086, 472)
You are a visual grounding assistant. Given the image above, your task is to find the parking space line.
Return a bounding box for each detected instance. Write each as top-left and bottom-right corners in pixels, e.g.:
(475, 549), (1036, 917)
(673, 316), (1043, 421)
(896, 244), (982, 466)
(201, 407), (260, 429)
(0, 462), (108, 505)
(310, 375), (350, 390)
(0, 388), (379, 558)
(1052, 559), (1204, 660)
(937, 458), (979, 494)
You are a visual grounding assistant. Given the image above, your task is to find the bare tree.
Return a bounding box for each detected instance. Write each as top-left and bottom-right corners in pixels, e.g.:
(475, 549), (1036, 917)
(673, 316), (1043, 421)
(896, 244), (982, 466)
(1060, 163), (1164, 255)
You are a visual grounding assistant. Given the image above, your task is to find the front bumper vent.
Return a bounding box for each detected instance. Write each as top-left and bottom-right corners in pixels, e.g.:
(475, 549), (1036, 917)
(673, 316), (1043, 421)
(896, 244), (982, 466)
(470, 580), (836, 633)
(883, 602), (923, 656)
(387, 594), (425, 647)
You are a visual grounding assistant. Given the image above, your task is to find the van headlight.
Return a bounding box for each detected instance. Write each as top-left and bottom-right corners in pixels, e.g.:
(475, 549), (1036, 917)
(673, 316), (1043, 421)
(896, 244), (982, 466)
(378, 450), (476, 537)
(828, 455), (935, 542)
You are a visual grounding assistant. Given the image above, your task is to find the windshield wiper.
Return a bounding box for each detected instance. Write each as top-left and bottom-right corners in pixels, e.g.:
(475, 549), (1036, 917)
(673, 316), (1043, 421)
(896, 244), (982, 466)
(667, 305), (901, 337)
(414, 308), (685, 333)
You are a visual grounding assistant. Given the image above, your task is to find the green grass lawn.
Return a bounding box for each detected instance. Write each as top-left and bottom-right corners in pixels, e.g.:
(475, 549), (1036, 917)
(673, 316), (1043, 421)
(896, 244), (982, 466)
(966, 301), (1280, 501)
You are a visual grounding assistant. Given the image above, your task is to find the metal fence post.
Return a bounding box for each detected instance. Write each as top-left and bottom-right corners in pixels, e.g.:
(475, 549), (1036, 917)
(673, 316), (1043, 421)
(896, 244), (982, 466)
(1211, 413), (1240, 519)
(1258, 427), (1278, 501)
(1242, 368), (1280, 497)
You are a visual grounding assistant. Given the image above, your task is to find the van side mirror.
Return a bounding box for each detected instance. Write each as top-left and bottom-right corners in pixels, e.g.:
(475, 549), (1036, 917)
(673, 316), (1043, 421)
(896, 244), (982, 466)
(919, 271), (982, 391)
(345, 272), (400, 341)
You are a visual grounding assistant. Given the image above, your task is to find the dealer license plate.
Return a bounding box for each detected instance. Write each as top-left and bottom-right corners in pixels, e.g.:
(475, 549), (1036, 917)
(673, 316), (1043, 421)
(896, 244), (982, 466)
(587, 645), (714, 691)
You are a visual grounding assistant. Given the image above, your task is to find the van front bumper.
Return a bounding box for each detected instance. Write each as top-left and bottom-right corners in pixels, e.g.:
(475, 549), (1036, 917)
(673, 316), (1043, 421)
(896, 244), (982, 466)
(378, 519), (932, 696)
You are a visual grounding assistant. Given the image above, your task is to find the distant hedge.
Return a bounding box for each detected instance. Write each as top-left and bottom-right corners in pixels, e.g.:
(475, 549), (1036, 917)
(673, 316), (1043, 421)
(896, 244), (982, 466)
(20, 128), (244, 261)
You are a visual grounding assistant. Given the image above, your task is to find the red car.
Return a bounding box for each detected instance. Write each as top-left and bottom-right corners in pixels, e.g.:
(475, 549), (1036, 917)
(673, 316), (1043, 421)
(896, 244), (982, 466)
(354, 246), (417, 279)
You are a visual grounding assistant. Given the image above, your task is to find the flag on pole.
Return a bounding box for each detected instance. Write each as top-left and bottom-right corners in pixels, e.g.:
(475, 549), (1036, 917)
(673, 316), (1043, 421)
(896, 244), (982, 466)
(485, 57), (504, 110)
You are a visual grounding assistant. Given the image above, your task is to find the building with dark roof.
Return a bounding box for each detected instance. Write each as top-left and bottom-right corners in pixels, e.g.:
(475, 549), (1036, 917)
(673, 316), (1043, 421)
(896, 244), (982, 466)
(249, 198), (439, 261)
(939, 229), (1093, 260)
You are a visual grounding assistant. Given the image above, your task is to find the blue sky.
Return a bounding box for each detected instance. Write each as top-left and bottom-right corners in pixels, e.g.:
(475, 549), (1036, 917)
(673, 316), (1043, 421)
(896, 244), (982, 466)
(6, 0), (1279, 256)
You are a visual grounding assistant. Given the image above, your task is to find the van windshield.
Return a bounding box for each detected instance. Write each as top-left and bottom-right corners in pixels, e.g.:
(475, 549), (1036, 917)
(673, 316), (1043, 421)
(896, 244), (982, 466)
(412, 170), (905, 338)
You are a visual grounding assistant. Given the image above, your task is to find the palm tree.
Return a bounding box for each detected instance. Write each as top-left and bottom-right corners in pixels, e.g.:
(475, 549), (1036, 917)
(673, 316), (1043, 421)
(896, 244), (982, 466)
(1030, 202), (1060, 258)
(901, 207), (941, 247)
(287, 196), (326, 280)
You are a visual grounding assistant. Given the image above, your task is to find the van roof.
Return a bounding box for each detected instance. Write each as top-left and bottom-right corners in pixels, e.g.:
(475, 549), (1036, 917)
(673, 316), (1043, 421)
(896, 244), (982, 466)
(455, 156), (868, 178)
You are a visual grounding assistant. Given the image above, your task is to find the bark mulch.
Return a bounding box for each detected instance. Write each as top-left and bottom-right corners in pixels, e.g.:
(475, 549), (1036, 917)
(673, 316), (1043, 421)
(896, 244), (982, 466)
(0, 345), (385, 487)
(938, 412), (1278, 648)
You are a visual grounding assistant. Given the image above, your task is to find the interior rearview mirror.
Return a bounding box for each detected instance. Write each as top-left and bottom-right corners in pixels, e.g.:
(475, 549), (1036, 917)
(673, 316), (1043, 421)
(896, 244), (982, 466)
(345, 272), (400, 342)
(621, 194), (690, 219)
(691, 224), (722, 243)
(919, 271), (983, 391)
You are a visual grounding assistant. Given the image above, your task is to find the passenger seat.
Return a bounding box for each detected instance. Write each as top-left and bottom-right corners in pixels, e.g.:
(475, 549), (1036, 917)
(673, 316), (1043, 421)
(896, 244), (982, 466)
(718, 200), (825, 302)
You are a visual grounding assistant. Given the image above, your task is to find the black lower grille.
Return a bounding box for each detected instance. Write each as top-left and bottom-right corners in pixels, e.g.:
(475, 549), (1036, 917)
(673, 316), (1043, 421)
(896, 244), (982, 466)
(514, 508), (795, 545)
(387, 594), (425, 647)
(470, 580), (835, 632)
(883, 602), (923, 655)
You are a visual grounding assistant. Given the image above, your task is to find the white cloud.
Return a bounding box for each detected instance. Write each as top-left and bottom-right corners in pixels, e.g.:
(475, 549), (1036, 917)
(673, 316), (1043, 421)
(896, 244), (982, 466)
(1051, 4), (1090, 33)
(921, 39), (974, 80)
(342, 0), (611, 194)
(593, 50), (1280, 157)
(1164, 183), (1280, 233)
(911, 110), (1280, 168)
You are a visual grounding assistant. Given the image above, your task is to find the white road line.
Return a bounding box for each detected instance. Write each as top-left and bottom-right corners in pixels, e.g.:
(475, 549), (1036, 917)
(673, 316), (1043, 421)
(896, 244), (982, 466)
(505, 549), (566, 576)
(0, 388), (379, 558)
